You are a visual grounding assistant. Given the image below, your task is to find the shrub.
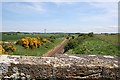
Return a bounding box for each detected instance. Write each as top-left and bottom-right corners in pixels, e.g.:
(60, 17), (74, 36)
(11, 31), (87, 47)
(49, 36), (56, 43)
(66, 36), (69, 39)
(64, 39), (78, 52)
(41, 38), (47, 43)
(49, 36), (56, 39)
(0, 44), (16, 54)
(72, 36), (75, 39)
(88, 32), (94, 37)
(16, 37), (47, 49)
(0, 45), (5, 54)
(78, 33), (85, 37)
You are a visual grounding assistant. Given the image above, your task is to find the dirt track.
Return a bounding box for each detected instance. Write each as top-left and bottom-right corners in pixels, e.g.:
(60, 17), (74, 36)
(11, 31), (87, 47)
(43, 38), (69, 57)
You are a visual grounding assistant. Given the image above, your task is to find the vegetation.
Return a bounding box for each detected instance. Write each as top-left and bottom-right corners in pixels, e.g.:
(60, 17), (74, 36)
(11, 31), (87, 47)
(2, 32), (66, 41)
(1, 32), (66, 56)
(11, 38), (63, 56)
(16, 37), (46, 49)
(0, 45), (5, 54)
(1, 32), (119, 56)
(65, 33), (120, 57)
(95, 34), (119, 44)
(0, 43), (16, 54)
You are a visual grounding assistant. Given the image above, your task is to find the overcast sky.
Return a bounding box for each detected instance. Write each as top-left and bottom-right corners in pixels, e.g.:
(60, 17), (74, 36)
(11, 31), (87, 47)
(1, 0), (118, 33)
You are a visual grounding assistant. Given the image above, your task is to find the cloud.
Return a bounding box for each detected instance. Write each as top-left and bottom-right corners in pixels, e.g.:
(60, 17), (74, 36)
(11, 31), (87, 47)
(77, 2), (118, 27)
(89, 2), (118, 17)
(27, 2), (45, 12)
(2, 1), (118, 33)
(2, 2), (46, 14)
(91, 26), (118, 33)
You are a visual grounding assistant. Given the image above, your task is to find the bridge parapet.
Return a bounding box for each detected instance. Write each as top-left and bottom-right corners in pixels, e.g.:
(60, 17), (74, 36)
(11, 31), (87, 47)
(0, 54), (119, 80)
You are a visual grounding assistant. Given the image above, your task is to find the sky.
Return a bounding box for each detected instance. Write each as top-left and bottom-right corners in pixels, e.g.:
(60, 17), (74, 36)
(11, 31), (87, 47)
(1, 0), (119, 33)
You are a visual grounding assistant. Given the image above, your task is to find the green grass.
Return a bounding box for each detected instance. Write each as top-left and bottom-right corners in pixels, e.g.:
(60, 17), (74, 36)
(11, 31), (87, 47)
(9, 38), (64, 56)
(2, 33), (65, 41)
(95, 34), (119, 44)
(65, 35), (120, 57)
(2, 34), (40, 41)
(1, 33), (65, 56)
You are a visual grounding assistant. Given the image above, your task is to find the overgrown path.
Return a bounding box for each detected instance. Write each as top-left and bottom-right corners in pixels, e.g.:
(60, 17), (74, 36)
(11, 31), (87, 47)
(43, 38), (69, 57)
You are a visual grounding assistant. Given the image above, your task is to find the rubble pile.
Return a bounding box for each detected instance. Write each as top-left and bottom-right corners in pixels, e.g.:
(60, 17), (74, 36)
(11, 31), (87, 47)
(0, 54), (119, 80)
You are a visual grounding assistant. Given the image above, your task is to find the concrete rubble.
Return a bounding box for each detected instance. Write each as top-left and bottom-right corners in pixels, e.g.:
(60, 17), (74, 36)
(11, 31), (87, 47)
(0, 54), (119, 80)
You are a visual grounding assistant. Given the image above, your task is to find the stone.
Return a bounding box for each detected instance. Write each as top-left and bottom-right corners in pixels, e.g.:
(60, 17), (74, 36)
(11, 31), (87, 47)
(4, 76), (10, 79)
(21, 77), (26, 80)
(20, 73), (25, 77)
(26, 75), (31, 79)
(0, 54), (119, 80)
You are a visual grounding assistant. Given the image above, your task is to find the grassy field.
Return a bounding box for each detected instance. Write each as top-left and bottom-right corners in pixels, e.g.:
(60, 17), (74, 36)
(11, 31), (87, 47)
(1, 33), (65, 56)
(9, 38), (64, 56)
(1, 32), (120, 56)
(95, 34), (119, 44)
(2, 33), (65, 41)
(2, 34), (39, 41)
(65, 34), (120, 57)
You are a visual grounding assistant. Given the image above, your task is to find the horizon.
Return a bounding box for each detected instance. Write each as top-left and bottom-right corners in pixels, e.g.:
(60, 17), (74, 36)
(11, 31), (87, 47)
(1, 31), (119, 34)
(1, 1), (118, 33)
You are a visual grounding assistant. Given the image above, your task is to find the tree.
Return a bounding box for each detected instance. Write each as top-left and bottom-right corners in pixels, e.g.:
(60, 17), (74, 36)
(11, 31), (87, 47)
(88, 32), (94, 37)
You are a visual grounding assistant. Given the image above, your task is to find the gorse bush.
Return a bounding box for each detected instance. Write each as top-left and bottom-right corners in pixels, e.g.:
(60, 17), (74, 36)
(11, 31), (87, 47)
(16, 37), (47, 49)
(0, 45), (5, 54)
(3, 44), (16, 52)
(41, 38), (47, 43)
(0, 44), (16, 54)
